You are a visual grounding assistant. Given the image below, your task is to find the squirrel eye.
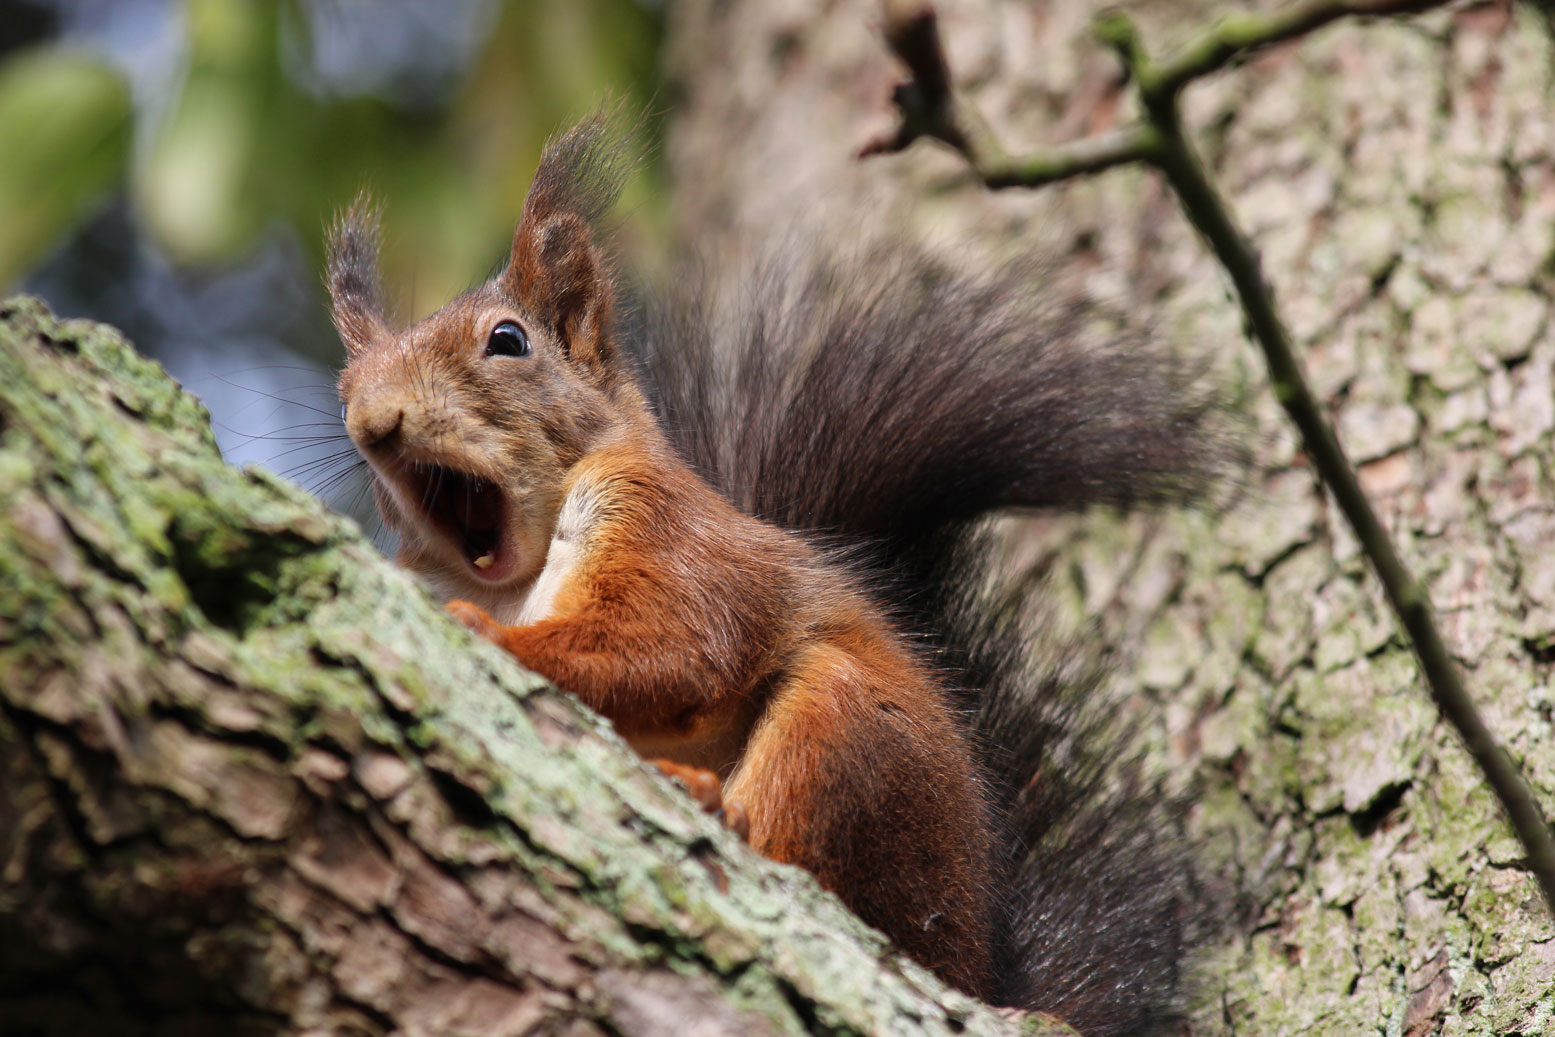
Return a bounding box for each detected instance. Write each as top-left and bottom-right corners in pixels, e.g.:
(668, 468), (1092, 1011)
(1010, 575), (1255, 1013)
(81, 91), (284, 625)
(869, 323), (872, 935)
(485, 320), (531, 358)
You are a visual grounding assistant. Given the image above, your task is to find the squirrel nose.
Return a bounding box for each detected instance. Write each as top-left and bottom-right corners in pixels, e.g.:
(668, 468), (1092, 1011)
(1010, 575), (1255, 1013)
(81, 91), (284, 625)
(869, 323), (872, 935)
(347, 400), (403, 449)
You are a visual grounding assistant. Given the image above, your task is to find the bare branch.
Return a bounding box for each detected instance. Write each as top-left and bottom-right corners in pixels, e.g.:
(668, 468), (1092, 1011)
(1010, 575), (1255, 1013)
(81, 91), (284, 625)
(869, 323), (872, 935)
(1145, 0), (1452, 98)
(867, 0), (1555, 913)
(864, 3), (1156, 184)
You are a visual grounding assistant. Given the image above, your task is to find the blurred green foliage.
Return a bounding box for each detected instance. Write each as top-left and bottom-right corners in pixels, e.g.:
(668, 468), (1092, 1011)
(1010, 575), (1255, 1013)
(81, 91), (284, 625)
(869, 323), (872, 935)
(0, 0), (664, 318)
(0, 47), (132, 288)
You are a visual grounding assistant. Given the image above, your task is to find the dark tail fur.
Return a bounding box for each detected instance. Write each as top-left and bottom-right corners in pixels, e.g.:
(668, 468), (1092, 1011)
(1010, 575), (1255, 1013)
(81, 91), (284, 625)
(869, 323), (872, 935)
(937, 529), (1198, 1034)
(638, 243), (1223, 584)
(634, 239), (1223, 1034)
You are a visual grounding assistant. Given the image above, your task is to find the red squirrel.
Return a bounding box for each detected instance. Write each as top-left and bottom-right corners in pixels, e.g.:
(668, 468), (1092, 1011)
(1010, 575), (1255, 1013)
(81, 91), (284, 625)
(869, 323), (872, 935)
(330, 118), (1221, 1033)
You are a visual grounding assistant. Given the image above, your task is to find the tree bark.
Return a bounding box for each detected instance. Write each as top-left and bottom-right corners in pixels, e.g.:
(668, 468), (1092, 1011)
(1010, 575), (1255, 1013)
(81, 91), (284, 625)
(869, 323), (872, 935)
(662, 0), (1555, 1034)
(0, 296), (1051, 1036)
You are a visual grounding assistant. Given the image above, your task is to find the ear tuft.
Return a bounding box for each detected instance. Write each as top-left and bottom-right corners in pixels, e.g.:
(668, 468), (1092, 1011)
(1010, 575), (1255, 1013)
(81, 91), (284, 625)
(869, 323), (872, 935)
(504, 113), (637, 373)
(520, 112), (635, 233)
(326, 192), (387, 354)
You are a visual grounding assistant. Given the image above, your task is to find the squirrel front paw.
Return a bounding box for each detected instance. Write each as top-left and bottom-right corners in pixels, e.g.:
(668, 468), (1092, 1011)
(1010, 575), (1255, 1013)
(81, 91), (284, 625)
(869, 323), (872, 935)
(650, 758), (750, 842)
(445, 599), (506, 643)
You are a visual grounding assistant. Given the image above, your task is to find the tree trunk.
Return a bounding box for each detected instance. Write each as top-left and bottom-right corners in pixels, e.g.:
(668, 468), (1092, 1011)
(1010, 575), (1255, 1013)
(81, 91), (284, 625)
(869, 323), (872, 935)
(0, 296), (1050, 1036)
(662, 0), (1555, 1034)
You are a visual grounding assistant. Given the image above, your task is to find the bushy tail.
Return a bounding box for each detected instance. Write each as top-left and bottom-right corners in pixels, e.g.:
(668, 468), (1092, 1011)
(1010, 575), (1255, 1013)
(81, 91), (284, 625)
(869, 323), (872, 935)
(637, 242), (1226, 591)
(935, 530), (1199, 1034)
(633, 239), (1224, 1033)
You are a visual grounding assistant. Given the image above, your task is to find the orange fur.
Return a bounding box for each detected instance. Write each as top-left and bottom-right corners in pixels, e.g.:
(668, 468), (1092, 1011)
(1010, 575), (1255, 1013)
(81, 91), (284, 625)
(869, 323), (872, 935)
(451, 445), (1000, 997)
(332, 120), (1002, 1000)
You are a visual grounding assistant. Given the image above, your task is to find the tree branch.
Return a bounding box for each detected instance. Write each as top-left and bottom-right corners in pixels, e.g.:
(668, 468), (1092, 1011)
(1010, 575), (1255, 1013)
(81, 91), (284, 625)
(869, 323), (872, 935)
(0, 296), (1023, 1035)
(863, 3), (1161, 183)
(869, 0), (1555, 913)
(1142, 0), (1450, 97)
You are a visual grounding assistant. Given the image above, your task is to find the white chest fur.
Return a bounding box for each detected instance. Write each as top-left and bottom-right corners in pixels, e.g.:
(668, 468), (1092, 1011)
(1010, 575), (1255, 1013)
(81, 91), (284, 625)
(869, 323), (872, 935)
(513, 536), (579, 625)
(502, 476), (601, 626)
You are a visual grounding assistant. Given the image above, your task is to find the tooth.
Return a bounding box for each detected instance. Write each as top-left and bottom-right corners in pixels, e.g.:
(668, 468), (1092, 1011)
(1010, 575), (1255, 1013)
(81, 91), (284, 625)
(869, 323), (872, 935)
(474, 553), (494, 569)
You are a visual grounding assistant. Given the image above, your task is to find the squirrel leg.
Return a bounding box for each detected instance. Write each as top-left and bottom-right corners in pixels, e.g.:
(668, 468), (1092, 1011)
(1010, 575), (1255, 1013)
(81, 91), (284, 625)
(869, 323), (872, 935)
(725, 642), (999, 999)
(649, 759), (750, 841)
(445, 600), (751, 841)
(444, 600), (744, 741)
(444, 599), (506, 642)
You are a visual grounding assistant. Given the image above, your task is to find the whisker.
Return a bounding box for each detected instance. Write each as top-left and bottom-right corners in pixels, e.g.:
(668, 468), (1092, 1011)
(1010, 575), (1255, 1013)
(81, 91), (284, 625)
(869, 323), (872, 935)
(276, 450), (366, 488)
(213, 421), (349, 445)
(265, 441), (362, 467)
(312, 467), (371, 501)
(208, 374), (343, 421)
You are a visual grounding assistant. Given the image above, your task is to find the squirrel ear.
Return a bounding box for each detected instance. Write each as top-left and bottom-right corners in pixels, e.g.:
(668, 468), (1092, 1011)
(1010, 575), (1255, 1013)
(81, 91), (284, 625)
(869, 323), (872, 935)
(502, 116), (630, 375)
(505, 209), (617, 371)
(326, 194), (388, 355)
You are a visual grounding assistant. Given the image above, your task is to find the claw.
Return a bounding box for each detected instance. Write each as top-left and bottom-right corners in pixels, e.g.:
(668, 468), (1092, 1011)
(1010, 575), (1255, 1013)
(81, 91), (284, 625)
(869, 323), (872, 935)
(651, 758), (750, 842)
(445, 599), (503, 642)
(718, 802), (750, 843)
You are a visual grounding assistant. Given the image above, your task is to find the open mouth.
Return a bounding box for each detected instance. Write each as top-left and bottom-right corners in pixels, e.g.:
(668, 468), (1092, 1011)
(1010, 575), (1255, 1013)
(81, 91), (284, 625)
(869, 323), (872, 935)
(403, 462), (508, 578)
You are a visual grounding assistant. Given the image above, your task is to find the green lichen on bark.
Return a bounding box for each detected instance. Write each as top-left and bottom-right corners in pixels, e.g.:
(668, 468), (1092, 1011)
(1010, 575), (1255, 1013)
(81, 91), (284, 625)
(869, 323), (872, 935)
(0, 295), (1028, 1035)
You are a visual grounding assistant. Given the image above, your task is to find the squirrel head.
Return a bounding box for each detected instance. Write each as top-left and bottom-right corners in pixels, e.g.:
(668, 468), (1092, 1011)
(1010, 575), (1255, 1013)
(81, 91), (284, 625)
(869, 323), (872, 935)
(330, 117), (641, 599)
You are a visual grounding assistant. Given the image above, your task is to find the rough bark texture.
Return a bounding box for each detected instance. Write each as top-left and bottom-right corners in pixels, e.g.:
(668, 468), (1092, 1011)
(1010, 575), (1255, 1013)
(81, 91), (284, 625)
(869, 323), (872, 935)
(662, 0), (1555, 1034)
(0, 296), (1066, 1036)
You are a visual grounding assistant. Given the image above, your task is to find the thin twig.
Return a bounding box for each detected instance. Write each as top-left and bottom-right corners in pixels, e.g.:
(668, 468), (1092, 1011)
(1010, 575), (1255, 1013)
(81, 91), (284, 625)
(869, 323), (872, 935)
(862, 3), (1159, 183)
(1144, 0), (1449, 97)
(980, 126), (1161, 188)
(868, 0), (1555, 912)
